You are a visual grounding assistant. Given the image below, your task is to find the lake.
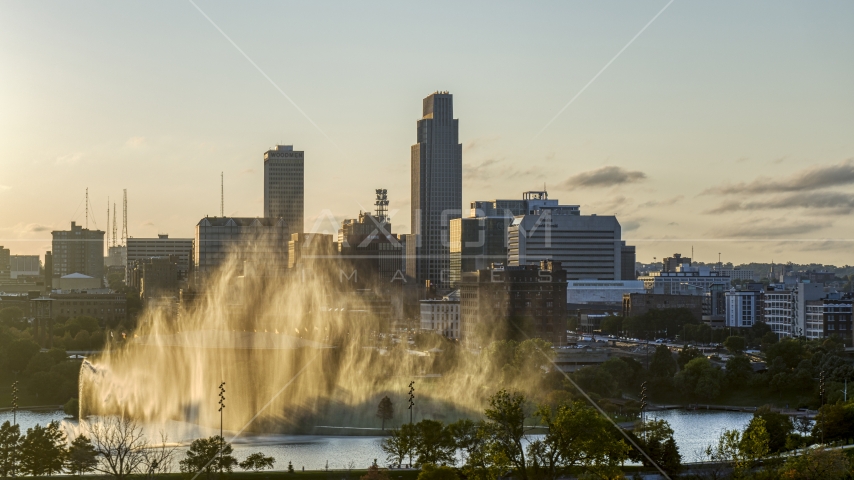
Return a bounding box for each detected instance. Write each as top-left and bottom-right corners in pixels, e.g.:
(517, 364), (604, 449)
(0, 408), (754, 470)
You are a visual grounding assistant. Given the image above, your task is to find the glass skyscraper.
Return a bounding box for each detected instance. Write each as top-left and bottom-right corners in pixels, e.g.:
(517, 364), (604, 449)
(411, 92), (462, 287)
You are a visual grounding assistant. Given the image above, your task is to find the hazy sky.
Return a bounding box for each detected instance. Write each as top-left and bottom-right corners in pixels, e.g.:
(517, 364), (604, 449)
(1, 1), (853, 265)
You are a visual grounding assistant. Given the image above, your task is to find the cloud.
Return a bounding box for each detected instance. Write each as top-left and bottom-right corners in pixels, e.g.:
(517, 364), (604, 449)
(711, 218), (831, 238)
(24, 223), (52, 233)
(464, 135), (500, 152)
(463, 158), (500, 180)
(240, 168), (255, 175)
(596, 195), (630, 213)
(639, 195), (683, 208)
(56, 153), (82, 165)
(621, 219), (642, 232)
(142, 221), (155, 227)
(561, 166), (646, 189)
(126, 136), (146, 148)
(667, 222), (679, 226)
(705, 191), (854, 214)
(703, 159), (854, 195)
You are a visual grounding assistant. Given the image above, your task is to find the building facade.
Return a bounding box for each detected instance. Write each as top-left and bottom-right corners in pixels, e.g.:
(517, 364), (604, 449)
(508, 209), (624, 281)
(127, 235), (193, 280)
(449, 217), (509, 286)
(724, 289), (762, 328)
(51, 222), (105, 286)
(10, 254), (40, 280)
(128, 256), (180, 301)
(194, 217), (289, 282)
(638, 265), (730, 295)
(763, 288), (794, 337)
(411, 92), (462, 287)
(264, 145), (304, 233)
(0, 247), (10, 282)
(50, 291), (127, 325)
(621, 293), (704, 321)
(460, 261), (567, 345)
(566, 280), (645, 305)
(420, 290), (461, 340)
(338, 212), (405, 284)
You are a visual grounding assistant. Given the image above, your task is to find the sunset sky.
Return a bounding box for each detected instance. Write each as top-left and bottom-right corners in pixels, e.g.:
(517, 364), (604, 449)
(1, 1), (853, 265)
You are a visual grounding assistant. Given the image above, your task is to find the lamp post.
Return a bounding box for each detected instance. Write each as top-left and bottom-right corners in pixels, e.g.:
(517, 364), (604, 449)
(218, 382), (225, 474)
(407, 381), (415, 468)
(11, 381), (18, 426)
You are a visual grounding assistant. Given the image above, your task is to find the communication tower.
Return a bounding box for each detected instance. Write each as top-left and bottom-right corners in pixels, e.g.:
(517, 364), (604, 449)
(374, 189), (389, 224)
(112, 203), (118, 247)
(221, 172), (224, 217)
(122, 189), (128, 246)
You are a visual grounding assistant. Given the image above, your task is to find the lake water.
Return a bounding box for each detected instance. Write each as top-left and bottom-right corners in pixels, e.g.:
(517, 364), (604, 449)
(0, 409), (754, 471)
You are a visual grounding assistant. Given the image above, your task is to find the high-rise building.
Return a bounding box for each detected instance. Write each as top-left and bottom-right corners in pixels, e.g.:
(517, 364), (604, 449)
(264, 145), (304, 234)
(51, 222), (105, 286)
(0, 246), (10, 282)
(127, 235), (193, 281)
(448, 217), (509, 286)
(194, 217), (289, 283)
(411, 92), (462, 287)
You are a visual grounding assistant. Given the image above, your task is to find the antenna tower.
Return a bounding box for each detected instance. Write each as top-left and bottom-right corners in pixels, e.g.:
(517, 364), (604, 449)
(112, 203), (118, 247)
(221, 172), (224, 216)
(374, 189), (389, 223)
(106, 197), (110, 247)
(122, 189), (128, 245)
(85, 188), (89, 228)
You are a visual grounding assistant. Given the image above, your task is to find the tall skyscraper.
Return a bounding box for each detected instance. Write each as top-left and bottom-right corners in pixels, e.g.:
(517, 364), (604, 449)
(264, 145), (304, 234)
(411, 92), (462, 287)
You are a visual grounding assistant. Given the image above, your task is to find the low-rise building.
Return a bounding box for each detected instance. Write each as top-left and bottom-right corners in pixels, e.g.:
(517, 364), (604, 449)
(420, 290), (460, 340)
(622, 293), (704, 321)
(50, 291), (127, 325)
(10, 255), (40, 280)
(460, 260), (568, 345)
(57, 273), (101, 291)
(638, 264), (730, 295)
(567, 279), (645, 305)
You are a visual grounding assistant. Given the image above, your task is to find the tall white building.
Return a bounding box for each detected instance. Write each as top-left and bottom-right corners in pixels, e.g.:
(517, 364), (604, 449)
(264, 145), (304, 234)
(764, 288), (793, 337)
(725, 289), (761, 328)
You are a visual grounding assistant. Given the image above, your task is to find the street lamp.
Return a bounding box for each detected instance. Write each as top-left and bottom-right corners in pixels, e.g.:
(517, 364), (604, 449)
(218, 382), (225, 474)
(11, 381), (18, 426)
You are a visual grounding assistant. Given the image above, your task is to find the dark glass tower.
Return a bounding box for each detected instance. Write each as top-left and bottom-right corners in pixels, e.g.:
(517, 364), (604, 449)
(411, 92), (462, 287)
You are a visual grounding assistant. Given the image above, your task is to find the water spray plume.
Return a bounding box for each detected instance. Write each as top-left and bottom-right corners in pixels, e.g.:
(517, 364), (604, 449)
(79, 248), (527, 433)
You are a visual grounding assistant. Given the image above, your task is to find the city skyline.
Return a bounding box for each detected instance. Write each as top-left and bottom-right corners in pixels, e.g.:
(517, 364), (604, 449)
(1, 1), (853, 265)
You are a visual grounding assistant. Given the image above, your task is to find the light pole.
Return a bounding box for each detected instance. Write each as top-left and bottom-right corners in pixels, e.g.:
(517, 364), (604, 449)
(407, 380), (415, 469)
(11, 381), (18, 425)
(640, 381), (648, 440)
(218, 382), (225, 474)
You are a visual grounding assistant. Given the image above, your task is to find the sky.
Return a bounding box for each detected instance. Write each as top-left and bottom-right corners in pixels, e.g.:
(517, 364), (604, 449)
(1, 0), (853, 265)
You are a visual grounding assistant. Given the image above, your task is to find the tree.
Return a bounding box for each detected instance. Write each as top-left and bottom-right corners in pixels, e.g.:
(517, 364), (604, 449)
(600, 316), (623, 336)
(813, 402), (854, 443)
(724, 355), (753, 387)
(0, 307), (25, 329)
(781, 446), (850, 480)
(413, 420), (455, 466)
(19, 421), (67, 476)
(632, 419), (681, 476)
(5, 339), (40, 372)
(239, 452), (276, 472)
(0, 421), (22, 476)
(724, 336), (746, 355)
(417, 464), (458, 480)
(66, 435), (98, 475)
(649, 345), (677, 379)
(381, 424), (416, 467)
(677, 347), (703, 369)
(179, 436), (238, 478)
(447, 419), (488, 469)
(483, 389), (528, 480)
(674, 357), (723, 400)
(87, 416), (148, 479)
(738, 417), (770, 471)
(527, 401), (630, 480)
(361, 464), (391, 480)
(377, 396), (394, 430)
(64, 398), (79, 418)
(750, 405), (793, 453)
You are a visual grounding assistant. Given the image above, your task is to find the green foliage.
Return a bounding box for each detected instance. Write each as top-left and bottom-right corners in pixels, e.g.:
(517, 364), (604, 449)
(483, 389), (528, 478)
(724, 355), (754, 387)
(65, 316), (100, 337)
(0, 421), (23, 476)
(416, 463), (458, 480)
(5, 338), (40, 372)
(750, 405), (793, 453)
(724, 336), (747, 354)
(677, 347), (703, 369)
(630, 419), (681, 475)
(649, 345), (677, 379)
(599, 316), (623, 336)
(780, 446), (850, 479)
(239, 452), (276, 472)
(381, 424), (416, 466)
(377, 396), (394, 430)
(527, 401), (630, 479)
(19, 421), (67, 476)
(66, 435), (98, 474)
(412, 420), (455, 466)
(624, 308), (698, 339)
(64, 398), (80, 417)
(361, 464), (392, 480)
(813, 402), (854, 442)
(674, 357), (723, 400)
(0, 307), (26, 330)
(179, 435), (238, 478)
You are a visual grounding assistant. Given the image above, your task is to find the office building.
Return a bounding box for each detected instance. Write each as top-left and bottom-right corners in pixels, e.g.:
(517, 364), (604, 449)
(288, 233), (335, 271)
(662, 253), (691, 272)
(411, 92), (462, 287)
(621, 244), (637, 280)
(716, 269), (756, 282)
(792, 282), (824, 338)
(128, 256), (180, 301)
(106, 246), (126, 268)
(0, 247), (9, 282)
(127, 235), (193, 280)
(724, 288), (762, 328)
(51, 222), (105, 286)
(449, 217), (509, 286)
(420, 290), (461, 340)
(507, 200), (627, 280)
(460, 261), (567, 345)
(567, 279), (646, 305)
(764, 287), (794, 337)
(638, 264), (730, 295)
(10, 255), (40, 280)
(50, 291), (127, 325)
(338, 213), (405, 285)
(805, 296), (853, 340)
(622, 293), (704, 321)
(470, 191), (580, 218)
(264, 145), (304, 235)
(194, 217), (289, 282)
